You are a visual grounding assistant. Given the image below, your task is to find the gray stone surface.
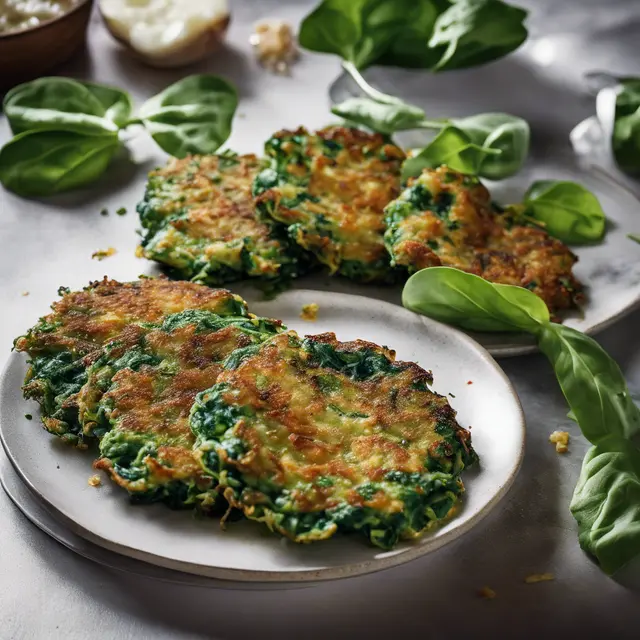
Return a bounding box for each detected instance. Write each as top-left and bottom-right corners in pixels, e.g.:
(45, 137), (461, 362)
(1, 1), (639, 638)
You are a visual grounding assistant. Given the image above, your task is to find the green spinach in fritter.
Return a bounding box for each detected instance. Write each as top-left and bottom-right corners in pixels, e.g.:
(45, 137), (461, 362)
(253, 126), (405, 283)
(190, 331), (477, 547)
(137, 153), (306, 292)
(14, 278), (249, 444)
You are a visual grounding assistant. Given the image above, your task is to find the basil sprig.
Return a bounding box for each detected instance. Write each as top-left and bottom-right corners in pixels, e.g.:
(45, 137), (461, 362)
(0, 75), (237, 197)
(403, 266), (640, 575)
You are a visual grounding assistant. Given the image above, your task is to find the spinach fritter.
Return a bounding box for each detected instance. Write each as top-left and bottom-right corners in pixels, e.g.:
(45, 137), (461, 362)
(253, 126), (405, 283)
(137, 153), (305, 290)
(15, 278), (247, 443)
(190, 331), (477, 548)
(77, 310), (282, 509)
(384, 166), (583, 315)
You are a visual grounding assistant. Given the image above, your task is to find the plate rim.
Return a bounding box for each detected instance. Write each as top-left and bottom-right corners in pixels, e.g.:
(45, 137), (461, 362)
(1, 290), (526, 583)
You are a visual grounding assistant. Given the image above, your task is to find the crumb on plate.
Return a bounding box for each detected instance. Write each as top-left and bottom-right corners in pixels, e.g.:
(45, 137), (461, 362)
(24, 413), (32, 420)
(478, 586), (496, 599)
(116, 207), (127, 216)
(88, 475), (102, 487)
(92, 247), (117, 261)
(467, 380), (473, 385)
(100, 208), (109, 216)
(21, 291), (29, 296)
(300, 302), (319, 321)
(525, 573), (555, 584)
(549, 430), (569, 454)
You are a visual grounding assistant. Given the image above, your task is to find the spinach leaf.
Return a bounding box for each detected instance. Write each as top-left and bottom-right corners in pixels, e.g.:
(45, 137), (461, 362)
(331, 96), (427, 134)
(138, 75), (237, 158)
(402, 266), (550, 332)
(299, 0), (527, 71)
(0, 130), (119, 197)
(299, 0), (436, 69)
(611, 78), (640, 175)
(523, 180), (606, 244)
(4, 77), (132, 136)
(538, 323), (640, 443)
(451, 112), (529, 179)
(401, 114), (528, 181)
(570, 438), (640, 575)
(429, 0), (528, 72)
(374, 0), (449, 69)
(401, 125), (498, 180)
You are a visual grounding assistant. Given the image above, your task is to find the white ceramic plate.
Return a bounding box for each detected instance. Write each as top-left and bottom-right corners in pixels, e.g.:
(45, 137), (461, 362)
(0, 291), (525, 583)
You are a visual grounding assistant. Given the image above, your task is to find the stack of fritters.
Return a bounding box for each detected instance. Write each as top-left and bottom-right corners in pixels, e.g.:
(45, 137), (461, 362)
(136, 126), (583, 317)
(17, 278), (477, 547)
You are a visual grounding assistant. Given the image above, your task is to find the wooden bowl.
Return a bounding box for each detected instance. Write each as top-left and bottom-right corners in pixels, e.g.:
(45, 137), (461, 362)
(0, 0), (93, 92)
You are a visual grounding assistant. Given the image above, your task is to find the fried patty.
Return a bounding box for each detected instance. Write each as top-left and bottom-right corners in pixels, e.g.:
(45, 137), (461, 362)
(15, 278), (248, 443)
(384, 166), (583, 315)
(253, 126), (406, 283)
(77, 310), (282, 509)
(190, 331), (477, 548)
(137, 153), (305, 290)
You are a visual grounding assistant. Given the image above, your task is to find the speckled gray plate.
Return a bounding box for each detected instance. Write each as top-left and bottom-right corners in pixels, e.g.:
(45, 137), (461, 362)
(1, 291), (524, 583)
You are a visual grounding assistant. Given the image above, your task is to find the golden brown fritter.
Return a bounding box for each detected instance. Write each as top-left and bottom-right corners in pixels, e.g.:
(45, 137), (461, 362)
(254, 126), (406, 282)
(82, 311), (282, 509)
(137, 154), (304, 288)
(384, 166), (583, 315)
(15, 278), (248, 442)
(190, 331), (477, 548)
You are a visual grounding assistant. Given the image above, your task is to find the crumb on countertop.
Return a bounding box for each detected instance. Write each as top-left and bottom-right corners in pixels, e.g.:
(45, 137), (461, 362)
(92, 247), (117, 261)
(88, 474), (102, 487)
(549, 430), (569, 454)
(477, 586), (496, 599)
(300, 302), (319, 321)
(525, 573), (555, 584)
(250, 19), (299, 74)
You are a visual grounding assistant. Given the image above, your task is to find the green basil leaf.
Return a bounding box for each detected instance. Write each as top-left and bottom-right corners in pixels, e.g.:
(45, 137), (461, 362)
(429, 0), (528, 72)
(570, 438), (640, 575)
(611, 79), (640, 175)
(524, 180), (606, 244)
(402, 266), (550, 333)
(538, 323), (640, 444)
(299, 0), (435, 69)
(331, 96), (427, 134)
(3, 77), (131, 136)
(451, 112), (529, 179)
(0, 130), (119, 196)
(139, 75), (238, 158)
(401, 125), (499, 181)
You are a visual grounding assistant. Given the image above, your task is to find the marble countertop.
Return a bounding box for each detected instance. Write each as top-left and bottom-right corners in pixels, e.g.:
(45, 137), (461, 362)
(1, 1), (639, 638)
